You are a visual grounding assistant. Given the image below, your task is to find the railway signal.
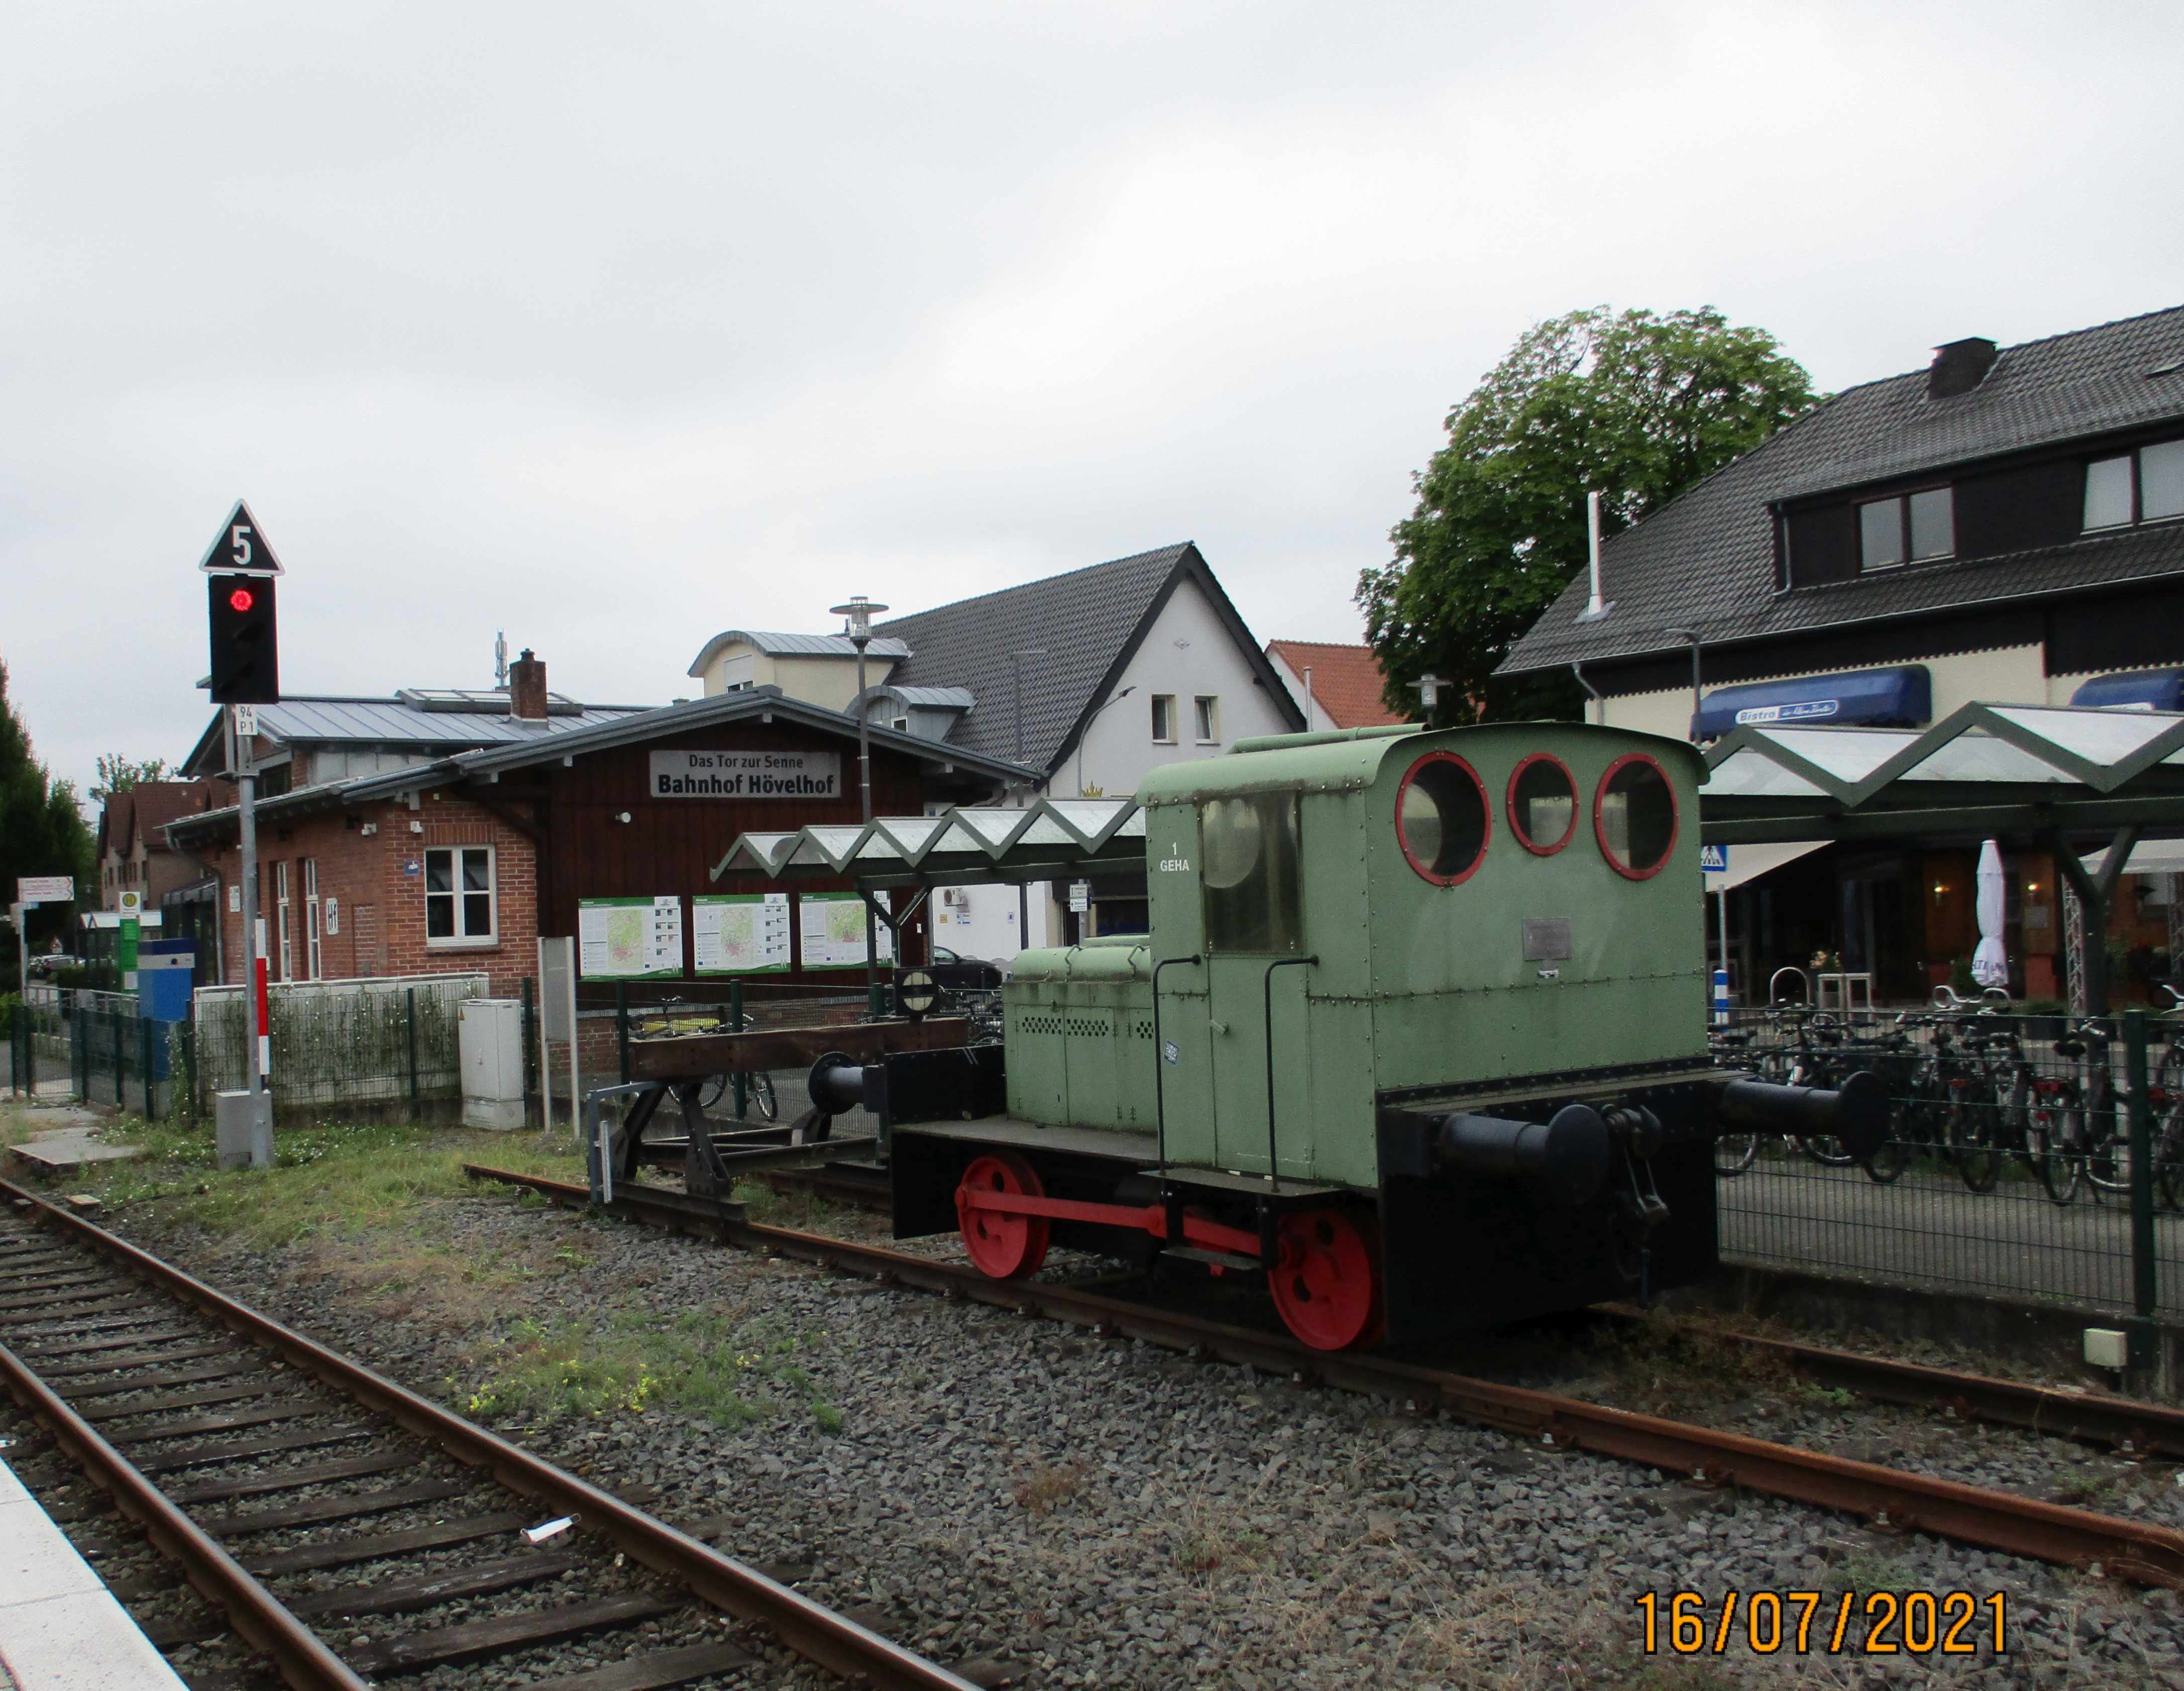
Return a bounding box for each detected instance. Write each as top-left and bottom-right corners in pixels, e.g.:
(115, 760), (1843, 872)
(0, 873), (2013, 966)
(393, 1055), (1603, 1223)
(201, 500), (284, 705)
(196, 499), (283, 1166)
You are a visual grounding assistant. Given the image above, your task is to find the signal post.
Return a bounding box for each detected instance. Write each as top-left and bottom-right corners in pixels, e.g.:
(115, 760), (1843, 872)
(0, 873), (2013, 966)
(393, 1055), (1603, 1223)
(201, 501), (281, 1168)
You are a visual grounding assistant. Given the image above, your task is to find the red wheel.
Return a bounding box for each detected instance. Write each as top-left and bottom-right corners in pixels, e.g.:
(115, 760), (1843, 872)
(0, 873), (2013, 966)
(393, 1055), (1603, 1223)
(1268, 1209), (1384, 1352)
(955, 1152), (1051, 1280)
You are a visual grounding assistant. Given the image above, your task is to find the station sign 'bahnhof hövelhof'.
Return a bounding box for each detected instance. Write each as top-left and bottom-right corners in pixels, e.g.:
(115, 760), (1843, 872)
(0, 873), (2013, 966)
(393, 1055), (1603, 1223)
(649, 750), (842, 800)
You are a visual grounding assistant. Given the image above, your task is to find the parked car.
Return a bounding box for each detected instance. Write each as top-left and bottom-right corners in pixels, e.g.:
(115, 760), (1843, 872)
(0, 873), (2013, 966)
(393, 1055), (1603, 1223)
(926, 946), (1003, 991)
(27, 954), (81, 978)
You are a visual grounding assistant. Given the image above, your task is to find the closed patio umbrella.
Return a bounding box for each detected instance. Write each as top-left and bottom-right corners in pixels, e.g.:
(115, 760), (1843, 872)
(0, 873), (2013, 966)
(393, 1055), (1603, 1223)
(1972, 838), (2009, 988)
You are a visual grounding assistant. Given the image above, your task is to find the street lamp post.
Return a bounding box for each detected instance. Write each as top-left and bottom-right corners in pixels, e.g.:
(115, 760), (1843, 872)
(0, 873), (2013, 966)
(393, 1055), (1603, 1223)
(1666, 627), (1703, 739)
(1009, 649), (1049, 767)
(831, 596), (890, 1015)
(1075, 686), (1136, 797)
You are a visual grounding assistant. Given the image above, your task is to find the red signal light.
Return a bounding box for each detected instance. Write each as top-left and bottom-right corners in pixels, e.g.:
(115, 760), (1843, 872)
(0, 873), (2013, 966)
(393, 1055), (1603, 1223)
(229, 586), (255, 613)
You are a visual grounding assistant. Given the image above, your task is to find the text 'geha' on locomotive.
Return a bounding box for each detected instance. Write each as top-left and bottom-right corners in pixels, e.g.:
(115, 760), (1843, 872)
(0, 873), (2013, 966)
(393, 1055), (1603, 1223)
(819, 722), (1879, 1351)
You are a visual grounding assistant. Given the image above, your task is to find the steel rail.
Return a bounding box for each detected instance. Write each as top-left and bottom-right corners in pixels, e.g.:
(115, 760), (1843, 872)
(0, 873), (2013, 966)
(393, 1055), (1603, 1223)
(464, 1164), (2184, 1591)
(0, 1176), (980, 1691)
(0, 1338), (370, 1691)
(1595, 1304), (2184, 1462)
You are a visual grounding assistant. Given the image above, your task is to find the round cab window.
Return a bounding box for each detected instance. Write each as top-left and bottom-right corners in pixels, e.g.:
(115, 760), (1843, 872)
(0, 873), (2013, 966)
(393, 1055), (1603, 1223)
(1395, 753), (1489, 885)
(1594, 754), (1677, 880)
(1507, 754), (1577, 855)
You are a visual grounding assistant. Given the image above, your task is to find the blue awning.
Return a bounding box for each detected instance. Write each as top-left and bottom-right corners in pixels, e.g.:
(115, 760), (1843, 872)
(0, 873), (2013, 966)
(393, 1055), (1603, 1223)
(1692, 665), (1931, 741)
(2068, 668), (2184, 712)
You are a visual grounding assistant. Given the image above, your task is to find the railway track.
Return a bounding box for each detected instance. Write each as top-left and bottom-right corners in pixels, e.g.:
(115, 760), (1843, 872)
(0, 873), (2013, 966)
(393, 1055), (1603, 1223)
(465, 1162), (2184, 1594)
(757, 1157), (2184, 1464)
(0, 1176), (981, 1691)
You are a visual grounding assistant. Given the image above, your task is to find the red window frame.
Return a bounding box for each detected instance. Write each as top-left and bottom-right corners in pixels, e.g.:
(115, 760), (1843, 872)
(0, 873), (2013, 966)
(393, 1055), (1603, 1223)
(1593, 752), (1679, 882)
(1394, 751), (1490, 886)
(1505, 753), (1578, 856)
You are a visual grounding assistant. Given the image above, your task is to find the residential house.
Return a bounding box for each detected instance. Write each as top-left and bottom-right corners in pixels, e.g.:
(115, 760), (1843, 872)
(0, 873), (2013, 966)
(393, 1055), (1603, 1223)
(80, 780), (228, 981)
(686, 542), (1306, 955)
(1498, 305), (2184, 1001)
(1264, 639), (1408, 731)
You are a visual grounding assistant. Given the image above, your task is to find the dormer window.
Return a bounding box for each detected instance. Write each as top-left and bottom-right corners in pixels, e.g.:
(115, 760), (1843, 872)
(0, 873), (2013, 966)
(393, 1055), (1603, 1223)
(2084, 440), (2184, 531)
(1857, 486), (1953, 571)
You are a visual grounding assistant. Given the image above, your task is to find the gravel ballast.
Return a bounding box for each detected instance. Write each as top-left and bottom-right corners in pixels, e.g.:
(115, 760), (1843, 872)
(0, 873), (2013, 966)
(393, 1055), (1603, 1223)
(28, 1169), (2163, 1691)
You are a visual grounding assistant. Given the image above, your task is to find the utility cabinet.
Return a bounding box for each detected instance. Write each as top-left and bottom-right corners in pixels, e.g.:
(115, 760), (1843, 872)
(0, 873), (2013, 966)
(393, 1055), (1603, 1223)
(459, 998), (525, 1129)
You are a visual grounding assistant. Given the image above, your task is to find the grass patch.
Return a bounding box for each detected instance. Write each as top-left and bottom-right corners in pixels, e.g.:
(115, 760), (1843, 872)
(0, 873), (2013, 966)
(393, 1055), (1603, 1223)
(32, 1116), (584, 1247)
(1169, 1498), (1267, 1575)
(462, 1307), (840, 1431)
(1011, 1459), (1088, 1517)
(1583, 1309), (1792, 1418)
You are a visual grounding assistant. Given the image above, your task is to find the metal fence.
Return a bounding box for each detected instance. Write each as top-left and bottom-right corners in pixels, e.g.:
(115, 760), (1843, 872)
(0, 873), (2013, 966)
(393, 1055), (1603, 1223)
(4, 987), (189, 1118)
(1712, 1002), (2184, 1330)
(4, 985), (84, 1103)
(191, 974), (487, 1116)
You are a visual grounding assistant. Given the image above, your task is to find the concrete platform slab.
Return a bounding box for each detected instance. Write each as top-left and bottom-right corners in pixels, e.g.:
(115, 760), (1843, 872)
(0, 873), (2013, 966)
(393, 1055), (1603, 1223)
(0, 1455), (187, 1689)
(6, 1129), (137, 1176)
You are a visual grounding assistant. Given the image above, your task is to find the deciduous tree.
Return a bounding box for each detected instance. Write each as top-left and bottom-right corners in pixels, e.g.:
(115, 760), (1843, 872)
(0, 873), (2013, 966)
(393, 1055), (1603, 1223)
(94, 753), (169, 795)
(1, 659), (94, 984)
(1359, 306), (1817, 723)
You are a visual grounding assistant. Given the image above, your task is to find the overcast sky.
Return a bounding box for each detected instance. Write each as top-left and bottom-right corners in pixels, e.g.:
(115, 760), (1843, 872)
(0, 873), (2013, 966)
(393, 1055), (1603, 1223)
(6, 1), (2180, 802)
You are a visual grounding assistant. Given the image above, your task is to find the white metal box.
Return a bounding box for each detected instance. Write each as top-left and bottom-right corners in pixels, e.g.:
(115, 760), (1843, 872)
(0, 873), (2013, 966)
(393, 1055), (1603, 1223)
(458, 998), (526, 1130)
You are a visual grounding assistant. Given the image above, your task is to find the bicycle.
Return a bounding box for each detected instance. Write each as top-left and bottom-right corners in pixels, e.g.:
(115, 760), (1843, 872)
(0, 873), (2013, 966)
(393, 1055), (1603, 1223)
(1708, 1025), (1761, 1175)
(632, 999), (779, 1122)
(2153, 985), (2184, 1211)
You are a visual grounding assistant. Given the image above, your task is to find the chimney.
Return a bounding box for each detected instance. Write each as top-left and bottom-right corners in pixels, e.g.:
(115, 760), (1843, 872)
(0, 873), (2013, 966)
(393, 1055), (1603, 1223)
(1928, 337), (1999, 399)
(509, 649), (549, 721)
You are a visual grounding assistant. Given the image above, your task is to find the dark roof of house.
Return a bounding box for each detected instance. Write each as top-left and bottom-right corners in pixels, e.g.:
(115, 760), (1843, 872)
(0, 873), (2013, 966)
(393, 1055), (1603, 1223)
(1499, 304), (2184, 677)
(165, 688), (1033, 846)
(1264, 640), (1408, 728)
(98, 782), (222, 859)
(876, 543), (1303, 774)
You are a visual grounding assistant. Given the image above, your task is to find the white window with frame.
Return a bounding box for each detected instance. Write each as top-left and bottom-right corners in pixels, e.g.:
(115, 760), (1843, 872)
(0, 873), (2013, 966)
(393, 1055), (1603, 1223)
(1193, 695), (1221, 744)
(425, 846), (497, 944)
(1150, 694), (1177, 744)
(274, 861), (292, 982)
(2084, 440), (2184, 532)
(303, 858), (322, 981)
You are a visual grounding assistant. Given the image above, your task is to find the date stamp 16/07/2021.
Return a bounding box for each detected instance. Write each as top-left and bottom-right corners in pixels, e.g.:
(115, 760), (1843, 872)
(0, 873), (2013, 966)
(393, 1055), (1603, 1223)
(1635, 1591), (2009, 1657)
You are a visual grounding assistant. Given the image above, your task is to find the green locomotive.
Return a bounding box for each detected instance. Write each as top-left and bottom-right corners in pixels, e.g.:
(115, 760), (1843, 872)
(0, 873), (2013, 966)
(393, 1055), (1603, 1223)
(881, 721), (1877, 1350)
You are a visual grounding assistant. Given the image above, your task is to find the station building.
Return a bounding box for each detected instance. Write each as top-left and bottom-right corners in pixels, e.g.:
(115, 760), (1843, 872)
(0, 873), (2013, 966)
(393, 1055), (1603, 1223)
(165, 652), (1024, 999)
(1499, 305), (2184, 1004)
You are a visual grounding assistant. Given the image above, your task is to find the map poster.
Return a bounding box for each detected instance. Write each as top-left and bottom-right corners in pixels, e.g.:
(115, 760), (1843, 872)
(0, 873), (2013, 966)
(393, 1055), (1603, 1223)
(692, 892), (792, 975)
(797, 891), (894, 970)
(578, 895), (685, 978)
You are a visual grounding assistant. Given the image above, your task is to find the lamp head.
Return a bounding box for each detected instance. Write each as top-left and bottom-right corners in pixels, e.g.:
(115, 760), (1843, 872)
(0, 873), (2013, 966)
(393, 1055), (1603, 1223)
(830, 596), (888, 642)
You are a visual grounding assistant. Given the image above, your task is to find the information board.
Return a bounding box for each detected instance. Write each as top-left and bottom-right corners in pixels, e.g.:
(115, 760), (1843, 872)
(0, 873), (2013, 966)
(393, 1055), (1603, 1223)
(797, 891), (893, 970)
(578, 895), (684, 977)
(693, 892), (792, 974)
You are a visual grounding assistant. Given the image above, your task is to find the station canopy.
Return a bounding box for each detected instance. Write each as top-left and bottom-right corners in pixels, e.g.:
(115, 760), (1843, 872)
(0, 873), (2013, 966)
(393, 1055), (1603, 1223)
(711, 797), (1144, 890)
(1700, 702), (2184, 846)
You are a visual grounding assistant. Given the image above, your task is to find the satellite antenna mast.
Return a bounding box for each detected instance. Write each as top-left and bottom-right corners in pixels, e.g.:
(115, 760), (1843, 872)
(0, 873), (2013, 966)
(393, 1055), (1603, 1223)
(494, 630), (509, 687)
